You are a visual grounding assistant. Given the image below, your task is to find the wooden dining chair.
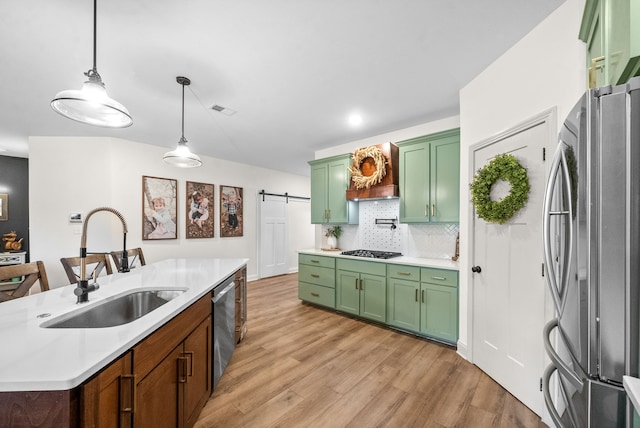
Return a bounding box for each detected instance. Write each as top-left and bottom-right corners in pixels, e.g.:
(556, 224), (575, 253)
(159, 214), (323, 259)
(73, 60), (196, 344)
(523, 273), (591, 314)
(110, 247), (146, 272)
(0, 261), (50, 302)
(60, 253), (113, 285)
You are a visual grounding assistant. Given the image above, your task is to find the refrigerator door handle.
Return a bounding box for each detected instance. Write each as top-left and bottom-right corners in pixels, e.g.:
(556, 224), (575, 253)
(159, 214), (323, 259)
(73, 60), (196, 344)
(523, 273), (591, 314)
(543, 318), (584, 390)
(543, 364), (568, 428)
(543, 141), (574, 315)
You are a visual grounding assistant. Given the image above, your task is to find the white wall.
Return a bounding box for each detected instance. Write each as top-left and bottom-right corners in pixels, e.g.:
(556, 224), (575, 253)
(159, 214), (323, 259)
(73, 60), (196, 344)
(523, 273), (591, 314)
(28, 136), (313, 287)
(458, 0), (586, 358)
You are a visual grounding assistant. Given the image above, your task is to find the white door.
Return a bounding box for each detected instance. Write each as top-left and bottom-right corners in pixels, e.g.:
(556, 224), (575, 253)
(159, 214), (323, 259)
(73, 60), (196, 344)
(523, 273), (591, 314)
(258, 194), (289, 278)
(470, 111), (554, 416)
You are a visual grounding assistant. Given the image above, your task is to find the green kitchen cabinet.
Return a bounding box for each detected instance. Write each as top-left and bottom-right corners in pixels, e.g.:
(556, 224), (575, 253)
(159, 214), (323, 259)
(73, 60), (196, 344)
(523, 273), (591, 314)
(336, 259), (386, 323)
(580, 0), (640, 88)
(309, 154), (358, 224)
(386, 264), (458, 344)
(420, 267), (458, 343)
(397, 129), (460, 223)
(298, 254), (336, 309)
(386, 277), (420, 332)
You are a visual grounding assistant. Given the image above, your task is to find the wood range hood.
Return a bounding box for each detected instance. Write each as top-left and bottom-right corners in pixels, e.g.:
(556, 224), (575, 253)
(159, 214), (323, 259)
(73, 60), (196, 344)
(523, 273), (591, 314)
(346, 142), (399, 201)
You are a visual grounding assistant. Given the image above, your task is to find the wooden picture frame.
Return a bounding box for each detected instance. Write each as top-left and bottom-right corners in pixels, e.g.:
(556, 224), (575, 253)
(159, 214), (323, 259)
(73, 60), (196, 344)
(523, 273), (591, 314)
(0, 194), (7, 221)
(220, 185), (243, 237)
(142, 176), (177, 240)
(186, 181), (214, 239)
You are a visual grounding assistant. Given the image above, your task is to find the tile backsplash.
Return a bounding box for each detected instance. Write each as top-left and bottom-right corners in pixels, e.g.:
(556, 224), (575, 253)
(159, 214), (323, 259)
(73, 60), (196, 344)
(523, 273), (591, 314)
(321, 199), (459, 260)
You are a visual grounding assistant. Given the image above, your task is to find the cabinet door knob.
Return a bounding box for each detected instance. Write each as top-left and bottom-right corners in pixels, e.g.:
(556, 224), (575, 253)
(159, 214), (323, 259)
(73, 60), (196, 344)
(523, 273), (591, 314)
(471, 266), (482, 273)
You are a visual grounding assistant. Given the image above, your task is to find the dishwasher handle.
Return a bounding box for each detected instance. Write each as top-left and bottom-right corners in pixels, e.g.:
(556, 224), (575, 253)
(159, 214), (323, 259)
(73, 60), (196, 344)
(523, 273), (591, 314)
(212, 281), (235, 303)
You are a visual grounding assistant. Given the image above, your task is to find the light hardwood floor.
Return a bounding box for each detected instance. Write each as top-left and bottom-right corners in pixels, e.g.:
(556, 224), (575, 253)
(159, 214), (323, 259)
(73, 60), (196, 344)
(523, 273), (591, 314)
(195, 273), (546, 428)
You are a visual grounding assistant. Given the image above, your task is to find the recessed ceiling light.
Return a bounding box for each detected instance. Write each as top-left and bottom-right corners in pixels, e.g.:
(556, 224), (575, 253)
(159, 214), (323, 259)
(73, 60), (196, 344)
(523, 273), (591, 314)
(348, 113), (363, 127)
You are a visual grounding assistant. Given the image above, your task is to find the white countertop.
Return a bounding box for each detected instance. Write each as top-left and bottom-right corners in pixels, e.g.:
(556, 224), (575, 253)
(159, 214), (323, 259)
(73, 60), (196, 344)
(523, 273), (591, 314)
(298, 249), (459, 270)
(623, 376), (640, 414)
(0, 258), (248, 392)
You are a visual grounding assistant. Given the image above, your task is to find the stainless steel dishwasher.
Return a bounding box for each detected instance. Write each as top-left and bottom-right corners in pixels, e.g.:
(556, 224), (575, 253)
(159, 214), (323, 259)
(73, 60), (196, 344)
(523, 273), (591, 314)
(212, 274), (236, 389)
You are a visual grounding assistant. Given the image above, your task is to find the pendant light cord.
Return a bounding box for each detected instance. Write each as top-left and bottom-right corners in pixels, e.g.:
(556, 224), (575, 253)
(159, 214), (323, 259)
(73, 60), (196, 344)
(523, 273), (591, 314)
(92, 0), (97, 73)
(181, 82), (185, 139)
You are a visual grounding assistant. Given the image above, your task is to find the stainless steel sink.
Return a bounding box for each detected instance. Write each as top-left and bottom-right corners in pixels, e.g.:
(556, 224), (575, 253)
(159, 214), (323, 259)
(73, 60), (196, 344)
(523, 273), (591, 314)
(42, 289), (187, 328)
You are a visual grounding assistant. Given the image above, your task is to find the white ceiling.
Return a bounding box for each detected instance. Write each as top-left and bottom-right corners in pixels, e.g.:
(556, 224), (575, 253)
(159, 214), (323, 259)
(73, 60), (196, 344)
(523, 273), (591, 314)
(1, 0), (564, 176)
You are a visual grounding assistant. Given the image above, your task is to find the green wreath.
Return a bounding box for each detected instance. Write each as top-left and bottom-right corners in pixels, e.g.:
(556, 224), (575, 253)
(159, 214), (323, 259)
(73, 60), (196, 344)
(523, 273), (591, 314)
(470, 153), (530, 224)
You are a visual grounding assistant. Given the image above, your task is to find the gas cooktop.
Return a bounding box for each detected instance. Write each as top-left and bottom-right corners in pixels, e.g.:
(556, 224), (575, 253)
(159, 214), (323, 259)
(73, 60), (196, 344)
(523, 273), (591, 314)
(340, 249), (402, 259)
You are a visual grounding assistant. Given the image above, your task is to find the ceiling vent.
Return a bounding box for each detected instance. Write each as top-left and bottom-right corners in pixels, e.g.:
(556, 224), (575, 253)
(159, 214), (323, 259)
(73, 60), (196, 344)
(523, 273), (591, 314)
(210, 104), (237, 116)
(346, 142), (399, 201)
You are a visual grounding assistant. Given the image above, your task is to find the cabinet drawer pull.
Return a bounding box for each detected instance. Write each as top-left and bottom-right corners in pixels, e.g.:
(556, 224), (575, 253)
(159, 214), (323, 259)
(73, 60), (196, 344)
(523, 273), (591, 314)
(424, 205), (428, 217)
(355, 278), (359, 289)
(120, 374), (136, 413)
(310, 292), (320, 297)
(431, 204), (435, 217)
(184, 351), (194, 377)
(415, 289), (418, 302)
(310, 259), (320, 263)
(359, 279), (363, 290)
(589, 56), (606, 89)
(422, 290), (425, 303)
(178, 356), (188, 383)
(431, 276), (446, 281)
(310, 274), (320, 278)
(397, 271), (411, 276)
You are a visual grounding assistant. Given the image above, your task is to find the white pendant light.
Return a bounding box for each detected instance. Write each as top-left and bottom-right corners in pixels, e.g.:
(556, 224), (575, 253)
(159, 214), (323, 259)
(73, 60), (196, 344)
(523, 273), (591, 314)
(51, 0), (132, 128)
(163, 76), (202, 168)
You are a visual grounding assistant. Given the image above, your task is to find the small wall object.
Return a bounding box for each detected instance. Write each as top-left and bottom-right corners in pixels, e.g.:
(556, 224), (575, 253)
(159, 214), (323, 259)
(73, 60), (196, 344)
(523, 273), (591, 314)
(470, 153), (530, 224)
(220, 185), (243, 238)
(186, 181), (214, 239)
(0, 194), (7, 221)
(143, 176), (178, 240)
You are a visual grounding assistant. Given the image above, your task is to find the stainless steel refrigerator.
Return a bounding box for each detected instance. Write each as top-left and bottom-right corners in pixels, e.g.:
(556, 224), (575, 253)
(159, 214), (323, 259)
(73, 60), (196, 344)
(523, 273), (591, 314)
(542, 76), (640, 427)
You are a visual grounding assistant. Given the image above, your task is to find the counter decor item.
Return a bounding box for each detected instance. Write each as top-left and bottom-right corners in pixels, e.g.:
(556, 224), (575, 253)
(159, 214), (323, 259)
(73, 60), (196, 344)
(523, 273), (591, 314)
(348, 145), (387, 190)
(470, 153), (529, 224)
(142, 176), (178, 240)
(323, 225), (342, 250)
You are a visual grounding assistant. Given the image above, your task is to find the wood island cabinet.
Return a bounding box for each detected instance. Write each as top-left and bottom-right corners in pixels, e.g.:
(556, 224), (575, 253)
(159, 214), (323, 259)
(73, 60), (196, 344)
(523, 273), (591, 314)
(397, 129), (460, 224)
(80, 351), (134, 428)
(133, 296), (211, 428)
(235, 266), (247, 343)
(309, 154), (358, 224)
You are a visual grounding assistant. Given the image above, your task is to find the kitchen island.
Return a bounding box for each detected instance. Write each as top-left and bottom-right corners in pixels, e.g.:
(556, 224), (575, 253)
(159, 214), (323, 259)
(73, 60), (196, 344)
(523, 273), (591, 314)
(0, 257), (247, 427)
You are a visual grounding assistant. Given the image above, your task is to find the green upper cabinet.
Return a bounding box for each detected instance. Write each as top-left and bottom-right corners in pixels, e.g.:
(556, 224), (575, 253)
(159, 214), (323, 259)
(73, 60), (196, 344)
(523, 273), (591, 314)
(580, 0), (640, 88)
(397, 128), (460, 223)
(309, 154), (358, 224)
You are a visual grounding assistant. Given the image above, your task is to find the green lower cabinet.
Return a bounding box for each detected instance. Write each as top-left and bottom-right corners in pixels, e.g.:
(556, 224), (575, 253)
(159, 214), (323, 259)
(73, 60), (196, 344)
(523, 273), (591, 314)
(298, 254), (336, 309)
(386, 278), (420, 332)
(336, 269), (386, 323)
(420, 282), (458, 343)
(387, 267), (459, 344)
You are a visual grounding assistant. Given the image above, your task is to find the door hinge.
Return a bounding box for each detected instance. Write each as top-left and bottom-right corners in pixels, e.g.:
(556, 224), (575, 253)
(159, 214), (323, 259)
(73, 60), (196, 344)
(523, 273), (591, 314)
(540, 377), (543, 391)
(541, 263), (545, 277)
(543, 147), (546, 161)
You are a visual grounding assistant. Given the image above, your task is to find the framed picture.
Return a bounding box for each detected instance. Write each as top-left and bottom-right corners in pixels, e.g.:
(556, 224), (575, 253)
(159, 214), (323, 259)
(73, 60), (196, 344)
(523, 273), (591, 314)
(186, 181), (214, 239)
(142, 176), (177, 240)
(0, 194), (7, 221)
(220, 185), (243, 237)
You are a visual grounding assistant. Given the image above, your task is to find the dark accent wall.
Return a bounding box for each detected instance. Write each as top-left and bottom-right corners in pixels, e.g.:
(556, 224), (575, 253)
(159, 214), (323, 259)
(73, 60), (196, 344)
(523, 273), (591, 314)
(0, 156), (29, 260)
